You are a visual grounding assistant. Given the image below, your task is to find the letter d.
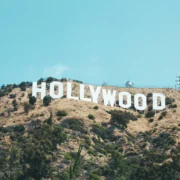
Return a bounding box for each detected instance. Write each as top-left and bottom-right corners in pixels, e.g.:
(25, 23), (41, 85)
(153, 93), (165, 110)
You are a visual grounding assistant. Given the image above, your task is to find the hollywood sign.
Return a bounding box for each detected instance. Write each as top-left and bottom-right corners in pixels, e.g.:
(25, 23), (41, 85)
(32, 82), (166, 110)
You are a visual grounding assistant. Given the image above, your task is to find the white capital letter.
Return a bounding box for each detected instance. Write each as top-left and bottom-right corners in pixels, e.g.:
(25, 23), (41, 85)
(32, 82), (46, 100)
(119, 92), (131, 109)
(89, 85), (101, 103)
(102, 89), (116, 107)
(67, 82), (79, 100)
(80, 84), (91, 102)
(50, 81), (63, 99)
(153, 93), (165, 110)
(134, 94), (147, 110)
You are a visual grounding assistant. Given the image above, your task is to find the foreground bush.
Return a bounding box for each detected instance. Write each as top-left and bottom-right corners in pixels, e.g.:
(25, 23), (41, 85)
(23, 102), (32, 114)
(110, 110), (137, 129)
(56, 110), (68, 119)
(158, 111), (167, 120)
(0, 123), (67, 180)
(43, 95), (52, 106)
(166, 97), (175, 105)
(12, 99), (18, 111)
(88, 114), (95, 120)
(29, 96), (37, 105)
(61, 118), (87, 133)
(146, 110), (155, 118)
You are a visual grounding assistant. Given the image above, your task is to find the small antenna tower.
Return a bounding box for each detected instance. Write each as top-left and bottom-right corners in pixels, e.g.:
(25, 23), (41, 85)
(175, 74), (180, 90)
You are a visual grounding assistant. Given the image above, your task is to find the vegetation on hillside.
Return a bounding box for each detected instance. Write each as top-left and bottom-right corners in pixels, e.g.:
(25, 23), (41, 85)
(0, 78), (180, 179)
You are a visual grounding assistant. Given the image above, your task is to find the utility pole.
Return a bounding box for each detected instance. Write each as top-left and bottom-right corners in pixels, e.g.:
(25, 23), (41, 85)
(175, 74), (180, 90)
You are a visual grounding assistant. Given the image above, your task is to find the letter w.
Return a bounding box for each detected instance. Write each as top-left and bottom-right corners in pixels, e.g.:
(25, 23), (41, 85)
(102, 89), (116, 107)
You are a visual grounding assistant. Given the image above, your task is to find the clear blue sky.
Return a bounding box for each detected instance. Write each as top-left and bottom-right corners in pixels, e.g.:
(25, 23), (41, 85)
(0, 0), (180, 87)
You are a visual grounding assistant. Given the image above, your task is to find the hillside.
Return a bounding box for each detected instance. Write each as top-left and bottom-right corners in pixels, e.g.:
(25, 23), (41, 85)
(1, 79), (180, 180)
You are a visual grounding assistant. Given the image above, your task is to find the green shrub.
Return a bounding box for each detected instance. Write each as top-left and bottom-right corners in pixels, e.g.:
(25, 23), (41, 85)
(9, 94), (16, 99)
(145, 110), (155, 118)
(61, 118), (87, 133)
(46, 77), (56, 83)
(64, 153), (74, 161)
(158, 111), (167, 120)
(110, 110), (137, 129)
(152, 133), (175, 148)
(93, 106), (99, 110)
(137, 114), (142, 118)
(89, 173), (101, 180)
(166, 97), (175, 105)
(158, 115), (163, 120)
(24, 102), (32, 114)
(43, 95), (52, 106)
(91, 124), (107, 139)
(0, 91), (6, 97)
(13, 125), (25, 133)
(91, 124), (117, 141)
(29, 96), (37, 105)
(88, 148), (98, 156)
(12, 99), (18, 111)
(37, 78), (44, 84)
(19, 82), (27, 91)
(84, 136), (91, 148)
(169, 104), (177, 108)
(172, 127), (177, 131)
(47, 112), (53, 126)
(10, 124), (67, 179)
(88, 114), (95, 120)
(148, 118), (154, 123)
(72, 79), (83, 83)
(56, 110), (67, 117)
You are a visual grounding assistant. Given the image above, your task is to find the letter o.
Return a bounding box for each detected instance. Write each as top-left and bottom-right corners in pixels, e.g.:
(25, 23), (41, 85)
(119, 92), (131, 108)
(50, 81), (63, 99)
(134, 94), (147, 110)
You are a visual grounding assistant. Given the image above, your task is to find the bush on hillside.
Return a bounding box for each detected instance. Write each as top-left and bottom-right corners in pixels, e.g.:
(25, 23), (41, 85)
(152, 133), (175, 148)
(46, 77), (55, 83)
(46, 112), (53, 126)
(19, 82), (26, 91)
(23, 103), (32, 114)
(145, 110), (155, 118)
(148, 118), (154, 123)
(56, 110), (68, 120)
(88, 114), (95, 120)
(61, 118), (87, 133)
(0, 91), (6, 97)
(12, 99), (18, 111)
(169, 104), (177, 108)
(110, 110), (137, 129)
(13, 125), (25, 133)
(158, 111), (167, 120)
(29, 96), (37, 105)
(37, 78), (44, 84)
(60, 78), (68, 82)
(91, 124), (117, 141)
(9, 94), (16, 99)
(43, 95), (52, 106)
(56, 110), (68, 117)
(93, 106), (99, 110)
(166, 97), (175, 105)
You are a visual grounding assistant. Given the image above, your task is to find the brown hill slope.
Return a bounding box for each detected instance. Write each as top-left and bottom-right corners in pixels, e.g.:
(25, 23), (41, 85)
(1, 82), (179, 135)
(1, 81), (180, 179)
